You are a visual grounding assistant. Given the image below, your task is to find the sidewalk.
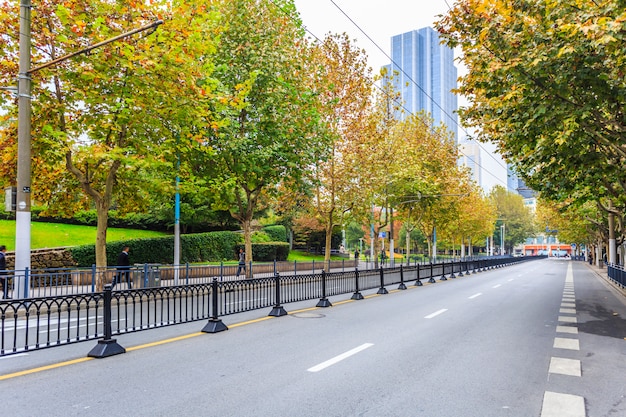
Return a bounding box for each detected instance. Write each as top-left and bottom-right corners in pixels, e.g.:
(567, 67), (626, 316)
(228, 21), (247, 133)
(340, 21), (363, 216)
(583, 261), (626, 298)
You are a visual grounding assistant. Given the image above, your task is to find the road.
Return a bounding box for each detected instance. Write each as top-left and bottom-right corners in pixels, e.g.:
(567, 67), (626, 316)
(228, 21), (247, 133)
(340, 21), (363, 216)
(1, 258), (625, 417)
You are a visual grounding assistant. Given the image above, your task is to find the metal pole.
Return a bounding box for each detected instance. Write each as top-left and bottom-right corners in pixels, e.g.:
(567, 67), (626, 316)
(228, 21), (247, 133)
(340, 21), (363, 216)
(174, 167), (180, 285)
(389, 206), (394, 267)
(14, 0), (32, 299)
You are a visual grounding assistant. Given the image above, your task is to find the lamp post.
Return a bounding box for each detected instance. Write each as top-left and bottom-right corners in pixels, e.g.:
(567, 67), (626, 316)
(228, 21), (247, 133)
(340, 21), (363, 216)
(11, 9), (162, 297)
(500, 224), (505, 256)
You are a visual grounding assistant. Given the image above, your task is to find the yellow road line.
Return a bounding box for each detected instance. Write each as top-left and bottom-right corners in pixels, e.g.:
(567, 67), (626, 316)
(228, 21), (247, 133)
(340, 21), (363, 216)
(0, 357), (93, 380)
(0, 287), (415, 380)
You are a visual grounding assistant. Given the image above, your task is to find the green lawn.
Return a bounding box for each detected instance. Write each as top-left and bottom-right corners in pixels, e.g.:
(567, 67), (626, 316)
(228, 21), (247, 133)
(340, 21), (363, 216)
(0, 220), (167, 250)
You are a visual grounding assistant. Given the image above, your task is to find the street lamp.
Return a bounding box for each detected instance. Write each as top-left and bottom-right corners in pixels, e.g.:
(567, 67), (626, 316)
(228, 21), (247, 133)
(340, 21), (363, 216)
(500, 224), (505, 256)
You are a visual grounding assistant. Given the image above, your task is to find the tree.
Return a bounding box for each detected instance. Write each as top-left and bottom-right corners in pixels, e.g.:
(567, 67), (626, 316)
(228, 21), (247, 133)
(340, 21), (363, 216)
(307, 33), (373, 269)
(437, 0), (626, 239)
(489, 186), (535, 254)
(202, 0), (326, 273)
(0, 1), (225, 289)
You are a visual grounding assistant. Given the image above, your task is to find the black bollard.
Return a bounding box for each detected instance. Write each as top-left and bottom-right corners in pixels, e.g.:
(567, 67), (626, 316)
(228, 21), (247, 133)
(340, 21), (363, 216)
(316, 270), (332, 307)
(351, 268), (364, 300)
(428, 261), (436, 283)
(377, 266), (389, 294)
(88, 284), (126, 358)
(415, 263), (423, 286)
(268, 272), (287, 316)
(398, 264), (407, 290)
(202, 278), (228, 333)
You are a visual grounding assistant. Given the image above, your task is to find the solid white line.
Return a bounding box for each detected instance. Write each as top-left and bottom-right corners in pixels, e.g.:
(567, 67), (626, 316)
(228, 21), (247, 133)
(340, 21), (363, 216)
(468, 293), (482, 299)
(565, 263), (574, 283)
(0, 353), (29, 360)
(424, 309), (448, 319)
(541, 391), (585, 417)
(307, 343), (374, 373)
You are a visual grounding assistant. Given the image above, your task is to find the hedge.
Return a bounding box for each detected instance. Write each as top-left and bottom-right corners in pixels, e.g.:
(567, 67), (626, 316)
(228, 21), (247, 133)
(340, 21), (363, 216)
(69, 231), (290, 266)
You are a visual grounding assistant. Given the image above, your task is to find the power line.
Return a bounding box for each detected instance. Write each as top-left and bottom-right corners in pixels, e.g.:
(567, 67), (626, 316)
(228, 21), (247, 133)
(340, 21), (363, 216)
(327, 0), (510, 176)
(270, 0), (509, 189)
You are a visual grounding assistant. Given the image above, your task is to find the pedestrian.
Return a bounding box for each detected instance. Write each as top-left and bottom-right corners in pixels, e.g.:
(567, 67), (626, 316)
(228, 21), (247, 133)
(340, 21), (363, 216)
(380, 249), (386, 265)
(354, 249), (360, 262)
(112, 246), (132, 289)
(589, 253), (593, 265)
(236, 248), (246, 278)
(0, 245), (7, 299)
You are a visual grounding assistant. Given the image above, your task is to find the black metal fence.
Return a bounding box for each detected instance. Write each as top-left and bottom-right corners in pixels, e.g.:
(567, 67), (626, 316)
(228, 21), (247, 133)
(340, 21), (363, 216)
(0, 256), (533, 358)
(608, 263), (625, 288)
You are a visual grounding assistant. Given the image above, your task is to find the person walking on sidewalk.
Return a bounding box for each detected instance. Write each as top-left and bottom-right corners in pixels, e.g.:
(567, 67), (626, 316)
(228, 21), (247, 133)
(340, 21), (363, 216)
(113, 246), (132, 289)
(0, 245), (8, 299)
(236, 248), (246, 278)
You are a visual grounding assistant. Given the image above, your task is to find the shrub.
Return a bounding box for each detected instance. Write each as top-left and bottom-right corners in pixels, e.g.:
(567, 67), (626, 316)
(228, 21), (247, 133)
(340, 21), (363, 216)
(235, 242), (290, 262)
(263, 225), (288, 242)
(69, 231), (242, 266)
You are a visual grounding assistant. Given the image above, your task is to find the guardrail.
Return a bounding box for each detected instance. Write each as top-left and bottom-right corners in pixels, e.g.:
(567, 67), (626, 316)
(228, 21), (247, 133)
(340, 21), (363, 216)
(607, 263), (625, 288)
(0, 256), (535, 358)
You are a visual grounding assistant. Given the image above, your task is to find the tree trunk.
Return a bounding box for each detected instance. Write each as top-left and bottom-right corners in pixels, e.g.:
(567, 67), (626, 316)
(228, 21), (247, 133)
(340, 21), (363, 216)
(323, 219), (333, 272)
(95, 199), (110, 291)
(242, 217), (252, 279)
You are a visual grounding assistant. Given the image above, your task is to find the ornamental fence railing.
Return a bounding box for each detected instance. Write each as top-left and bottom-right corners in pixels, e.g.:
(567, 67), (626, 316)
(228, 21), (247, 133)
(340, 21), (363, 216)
(607, 263), (625, 289)
(0, 256), (537, 358)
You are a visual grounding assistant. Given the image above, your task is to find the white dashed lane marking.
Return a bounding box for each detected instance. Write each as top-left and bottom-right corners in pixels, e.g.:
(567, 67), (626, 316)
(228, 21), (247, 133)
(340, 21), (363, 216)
(541, 391), (585, 417)
(556, 325), (578, 334)
(424, 309), (448, 319)
(307, 343), (374, 373)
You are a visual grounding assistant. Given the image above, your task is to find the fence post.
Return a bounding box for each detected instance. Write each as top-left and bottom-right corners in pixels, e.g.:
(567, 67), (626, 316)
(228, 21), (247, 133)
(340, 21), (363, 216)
(202, 278), (228, 333)
(377, 266), (389, 294)
(398, 264), (407, 290)
(440, 261), (448, 281)
(220, 261), (224, 281)
(415, 263), (423, 286)
(268, 272), (287, 316)
(428, 261), (436, 283)
(450, 260), (457, 278)
(351, 267), (364, 300)
(91, 264), (96, 293)
(316, 270), (332, 307)
(88, 284), (126, 358)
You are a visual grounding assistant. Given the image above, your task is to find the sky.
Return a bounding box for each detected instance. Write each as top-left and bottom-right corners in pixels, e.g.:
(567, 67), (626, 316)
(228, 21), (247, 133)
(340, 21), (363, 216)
(292, 0), (509, 191)
(292, 0), (454, 72)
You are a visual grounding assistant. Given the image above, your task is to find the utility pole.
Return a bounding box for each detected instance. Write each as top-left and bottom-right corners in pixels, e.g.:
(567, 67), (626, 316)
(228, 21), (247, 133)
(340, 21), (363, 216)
(13, 8), (162, 297)
(14, 0), (32, 298)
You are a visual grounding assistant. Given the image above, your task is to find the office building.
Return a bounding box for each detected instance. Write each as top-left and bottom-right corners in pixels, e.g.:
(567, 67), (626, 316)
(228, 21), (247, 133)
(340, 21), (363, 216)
(384, 27), (458, 141)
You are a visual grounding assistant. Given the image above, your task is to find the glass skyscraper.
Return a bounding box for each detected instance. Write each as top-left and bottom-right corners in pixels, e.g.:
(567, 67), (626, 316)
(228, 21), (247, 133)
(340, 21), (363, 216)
(384, 27), (458, 141)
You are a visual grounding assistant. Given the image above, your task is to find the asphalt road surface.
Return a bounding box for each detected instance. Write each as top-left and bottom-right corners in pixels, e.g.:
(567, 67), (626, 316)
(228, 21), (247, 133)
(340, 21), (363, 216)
(1, 258), (625, 417)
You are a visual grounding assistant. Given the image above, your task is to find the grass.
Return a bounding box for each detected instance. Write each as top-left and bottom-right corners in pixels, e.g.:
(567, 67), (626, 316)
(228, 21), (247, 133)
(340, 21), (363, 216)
(0, 220), (167, 251)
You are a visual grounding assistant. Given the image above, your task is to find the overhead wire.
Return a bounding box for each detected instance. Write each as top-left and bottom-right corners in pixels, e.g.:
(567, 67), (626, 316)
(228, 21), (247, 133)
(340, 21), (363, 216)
(269, 0), (509, 189)
(327, 0), (510, 178)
